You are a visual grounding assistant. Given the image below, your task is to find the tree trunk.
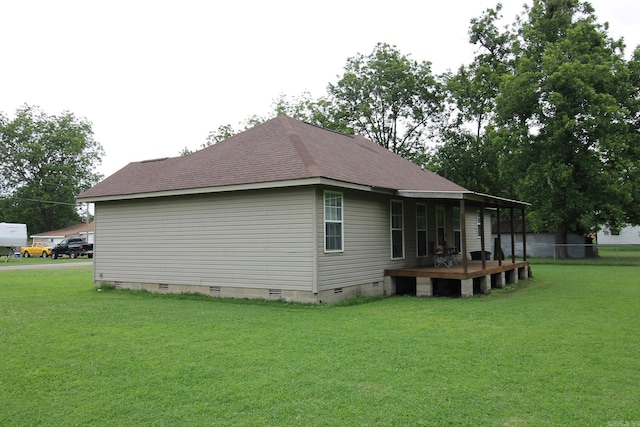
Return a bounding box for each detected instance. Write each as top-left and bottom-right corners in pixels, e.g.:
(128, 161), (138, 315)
(554, 223), (569, 259)
(584, 234), (596, 258)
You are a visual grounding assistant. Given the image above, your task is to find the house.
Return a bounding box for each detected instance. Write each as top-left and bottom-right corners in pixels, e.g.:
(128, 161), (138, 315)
(30, 221), (95, 245)
(597, 225), (640, 245)
(78, 116), (530, 302)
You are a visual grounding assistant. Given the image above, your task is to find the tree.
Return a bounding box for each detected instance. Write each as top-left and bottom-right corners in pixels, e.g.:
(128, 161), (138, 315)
(430, 5), (514, 194)
(328, 43), (444, 163)
(181, 92), (351, 156)
(0, 105), (104, 234)
(189, 44), (442, 165)
(272, 92), (352, 134)
(495, 0), (637, 257)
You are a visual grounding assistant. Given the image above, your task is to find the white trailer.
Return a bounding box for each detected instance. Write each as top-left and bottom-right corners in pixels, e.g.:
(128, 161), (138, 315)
(0, 222), (28, 248)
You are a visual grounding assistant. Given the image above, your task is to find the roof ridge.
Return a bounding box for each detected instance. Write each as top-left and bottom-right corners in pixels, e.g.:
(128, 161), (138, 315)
(279, 116), (321, 176)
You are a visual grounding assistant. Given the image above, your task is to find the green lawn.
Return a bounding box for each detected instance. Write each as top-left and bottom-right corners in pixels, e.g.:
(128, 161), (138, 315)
(1, 265), (639, 426)
(0, 256), (92, 267)
(526, 245), (640, 266)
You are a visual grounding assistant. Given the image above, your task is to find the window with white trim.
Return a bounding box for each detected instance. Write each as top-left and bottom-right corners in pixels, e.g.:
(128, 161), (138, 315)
(324, 191), (343, 252)
(391, 200), (404, 259)
(416, 204), (427, 257)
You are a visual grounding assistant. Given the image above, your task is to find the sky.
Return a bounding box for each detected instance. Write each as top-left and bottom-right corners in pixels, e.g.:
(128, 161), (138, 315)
(2, 0), (639, 178)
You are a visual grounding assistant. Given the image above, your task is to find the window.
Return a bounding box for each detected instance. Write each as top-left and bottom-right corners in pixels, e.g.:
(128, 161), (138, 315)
(436, 206), (446, 245)
(477, 210), (483, 239)
(452, 207), (461, 252)
(416, 204), (427, 257)
(324, 191), (343, 252)
(391, 200), (404, 259)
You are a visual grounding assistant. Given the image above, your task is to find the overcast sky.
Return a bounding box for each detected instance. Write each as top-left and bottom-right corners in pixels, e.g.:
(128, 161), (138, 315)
(2, 0), (639, 178)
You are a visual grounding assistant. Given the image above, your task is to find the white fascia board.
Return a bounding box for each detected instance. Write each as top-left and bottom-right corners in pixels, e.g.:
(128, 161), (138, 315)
(77, 177), (375, 203)
(396, 190), (469, 200)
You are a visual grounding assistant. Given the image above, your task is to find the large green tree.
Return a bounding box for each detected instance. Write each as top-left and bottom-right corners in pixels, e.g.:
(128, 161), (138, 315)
(0, 105), (104, 234)
(192, 44), (442, 164)
(327, 43), (444, 163)
(495, 0), (637, 256)
(430, 5), (513, 194)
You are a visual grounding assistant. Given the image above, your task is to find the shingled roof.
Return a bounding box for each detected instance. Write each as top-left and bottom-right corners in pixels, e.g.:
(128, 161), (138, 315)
(78, 116), (469, 201)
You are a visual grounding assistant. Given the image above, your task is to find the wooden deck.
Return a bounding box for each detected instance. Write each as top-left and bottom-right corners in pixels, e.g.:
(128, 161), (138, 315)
(385, 260), (530, 280)
(384, 260), (530, 297)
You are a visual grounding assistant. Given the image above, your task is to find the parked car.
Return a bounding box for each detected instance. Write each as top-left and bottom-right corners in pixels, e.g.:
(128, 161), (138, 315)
(20, 242), (53, 257)
(51, 238), (94, 259)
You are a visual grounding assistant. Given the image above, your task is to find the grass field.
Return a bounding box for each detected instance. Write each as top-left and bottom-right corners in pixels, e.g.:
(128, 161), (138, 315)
(1, 265), (639, 426)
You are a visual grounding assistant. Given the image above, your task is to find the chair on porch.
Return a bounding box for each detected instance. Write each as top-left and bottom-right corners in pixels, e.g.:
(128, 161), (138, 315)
(430, 241), (449, 268)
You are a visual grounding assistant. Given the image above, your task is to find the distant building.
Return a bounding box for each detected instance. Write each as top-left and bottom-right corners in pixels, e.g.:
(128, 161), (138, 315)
(598, 225), (640, 245)
(31, 222), (94, 245)
(492, 220), (586, 258)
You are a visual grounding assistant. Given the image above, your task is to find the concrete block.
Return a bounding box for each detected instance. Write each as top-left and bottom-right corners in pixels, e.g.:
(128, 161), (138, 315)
(480, 275), (491, 294)
(461, 278), (473, 297)
(518, 266), (528, 280)
(416, 277), (433, 297)
(494, 272), (506, 288)
(383, 275), (395, 296)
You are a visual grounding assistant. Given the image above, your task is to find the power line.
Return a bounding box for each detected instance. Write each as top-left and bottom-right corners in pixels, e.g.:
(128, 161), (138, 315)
(0, 195), (80, 206)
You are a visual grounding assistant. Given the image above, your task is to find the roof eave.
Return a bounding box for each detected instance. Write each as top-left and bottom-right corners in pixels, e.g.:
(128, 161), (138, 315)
(396, 190), (530, 208)
(77, 177), (377, 203)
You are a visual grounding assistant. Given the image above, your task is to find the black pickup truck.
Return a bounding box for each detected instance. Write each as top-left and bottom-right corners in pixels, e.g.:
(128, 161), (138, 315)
(51, 238), (94, 259)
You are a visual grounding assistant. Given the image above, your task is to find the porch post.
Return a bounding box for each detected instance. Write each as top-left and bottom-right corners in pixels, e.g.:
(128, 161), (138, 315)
(497, 207), (502, 266)
(522, 208), (527, 261)
(510, 207), (516, 263)
(480, 202), (486, 270)
(460, 198), (468, 274)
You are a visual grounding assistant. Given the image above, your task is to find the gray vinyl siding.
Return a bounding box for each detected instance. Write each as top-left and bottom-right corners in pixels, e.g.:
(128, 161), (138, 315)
(316, 189), (419, 292)
(93, 187), (315, 291)
(465, 209), (493, 254)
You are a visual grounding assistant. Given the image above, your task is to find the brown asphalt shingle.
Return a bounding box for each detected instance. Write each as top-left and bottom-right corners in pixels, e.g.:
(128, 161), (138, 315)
(78, 116), (468, 199)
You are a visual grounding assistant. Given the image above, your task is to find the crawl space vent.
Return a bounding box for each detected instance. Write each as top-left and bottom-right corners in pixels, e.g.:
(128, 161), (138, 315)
(334, 288), (343, 294)
(114, 282), (123, 290)
(210, 286), (221, 295)
(159, 283), (169, 291)
(269, 289), (283, 298)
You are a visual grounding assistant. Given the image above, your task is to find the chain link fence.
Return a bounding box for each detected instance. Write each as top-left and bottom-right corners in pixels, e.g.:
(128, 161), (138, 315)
(502, 243), (640, 265)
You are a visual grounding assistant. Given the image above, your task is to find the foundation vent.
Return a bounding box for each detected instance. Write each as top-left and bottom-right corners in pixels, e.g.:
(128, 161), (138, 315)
(334, 288), (343, 294)
(114, 282), (123, 290)
(269, 289), (283, 298)
(210, 286), (221, 295)
(159, 283), (169, 291)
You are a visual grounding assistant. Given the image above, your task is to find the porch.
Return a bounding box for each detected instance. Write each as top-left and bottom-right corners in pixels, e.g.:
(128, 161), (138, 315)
(384, 260), (530, 298)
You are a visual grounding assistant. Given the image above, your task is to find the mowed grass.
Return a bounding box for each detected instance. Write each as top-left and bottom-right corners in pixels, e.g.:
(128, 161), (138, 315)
(1, 266), (639, 426)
